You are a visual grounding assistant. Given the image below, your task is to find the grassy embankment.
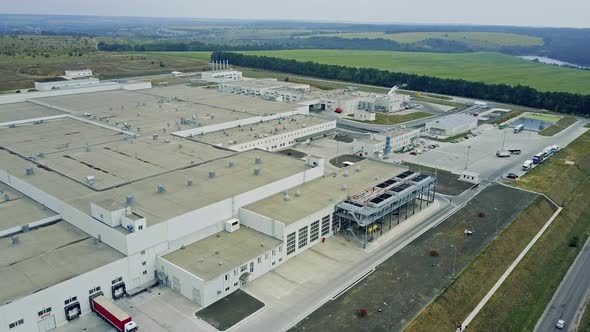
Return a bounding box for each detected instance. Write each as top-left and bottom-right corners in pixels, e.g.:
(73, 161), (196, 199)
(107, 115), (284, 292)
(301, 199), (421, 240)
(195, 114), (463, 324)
(405, 196), (556, 332)
(468, 130), (590, 331)
(539, 116), (578, 136)
(241, 50), (590, 95)
(347, 112), (433, 125)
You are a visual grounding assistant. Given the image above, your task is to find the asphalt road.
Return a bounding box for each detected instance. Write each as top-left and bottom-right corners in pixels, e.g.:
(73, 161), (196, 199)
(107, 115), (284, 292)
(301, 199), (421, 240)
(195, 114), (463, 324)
(535, 237), (590, 332)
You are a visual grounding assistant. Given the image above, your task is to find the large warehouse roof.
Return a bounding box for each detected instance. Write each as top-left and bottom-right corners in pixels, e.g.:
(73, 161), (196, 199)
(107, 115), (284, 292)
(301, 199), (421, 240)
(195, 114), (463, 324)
(162, 227), (281, 282)
(0, 182), (58, 231)
(244, 160), (407, 225)
(0, 221), (124, 304)
(0, 146), (311, 227)
(0, 102), (64, 123)
(194, 115), (334, 147)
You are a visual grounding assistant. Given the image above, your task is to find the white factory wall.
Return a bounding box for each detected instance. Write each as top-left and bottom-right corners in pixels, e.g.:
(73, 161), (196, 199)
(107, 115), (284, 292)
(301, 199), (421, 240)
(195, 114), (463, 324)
(159, 241), (283, 308)
(157, 257), (205, 305)
(230, 120), (336, 152)
(239, 208), (285, 240)
(353, 140), (385, 156)
(202, 244), (280, 307)
(0, 257), (129, 332)
(173, 107), (309, 138)
(34, 78), (101, 92)
(0, 82), (151, 105)
(284, 206), (335, 261)
(0, 170), (128, 254)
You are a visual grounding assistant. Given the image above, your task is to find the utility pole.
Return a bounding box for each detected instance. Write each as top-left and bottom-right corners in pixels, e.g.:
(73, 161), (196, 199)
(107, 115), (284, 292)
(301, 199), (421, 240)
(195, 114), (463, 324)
(501, 130), (507, 150)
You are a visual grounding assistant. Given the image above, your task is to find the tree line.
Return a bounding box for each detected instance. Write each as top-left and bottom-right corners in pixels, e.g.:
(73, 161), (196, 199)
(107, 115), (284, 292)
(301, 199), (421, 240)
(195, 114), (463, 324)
(211, 51), (590, 115)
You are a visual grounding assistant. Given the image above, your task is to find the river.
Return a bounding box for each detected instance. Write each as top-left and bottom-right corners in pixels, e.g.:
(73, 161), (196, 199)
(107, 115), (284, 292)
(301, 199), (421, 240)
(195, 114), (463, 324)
(520, 55), (588, 69)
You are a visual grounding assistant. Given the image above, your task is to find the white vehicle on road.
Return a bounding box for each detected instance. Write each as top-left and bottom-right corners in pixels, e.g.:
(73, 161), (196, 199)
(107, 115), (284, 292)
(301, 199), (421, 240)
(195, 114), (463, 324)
(555, 319), (565, 329)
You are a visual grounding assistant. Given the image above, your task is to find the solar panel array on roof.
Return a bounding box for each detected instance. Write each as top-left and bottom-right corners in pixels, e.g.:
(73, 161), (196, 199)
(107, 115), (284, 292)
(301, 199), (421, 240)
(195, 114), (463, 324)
(392, 183), (411, 193)
(413, 174), (429, 182)
(376, 178), (397, 189)
(369, 192), (392, 204)
(397, 171), (414, 179)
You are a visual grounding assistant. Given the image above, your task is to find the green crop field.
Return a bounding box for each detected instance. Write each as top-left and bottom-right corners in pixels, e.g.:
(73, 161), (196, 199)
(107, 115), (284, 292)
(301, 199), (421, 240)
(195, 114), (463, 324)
(239, 50), (590, 94)
(307, 31), (544, 48)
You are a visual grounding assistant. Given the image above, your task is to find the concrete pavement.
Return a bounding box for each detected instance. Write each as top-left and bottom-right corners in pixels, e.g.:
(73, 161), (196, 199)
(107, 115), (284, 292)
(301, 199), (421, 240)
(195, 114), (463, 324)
(535, 236), (590, 332)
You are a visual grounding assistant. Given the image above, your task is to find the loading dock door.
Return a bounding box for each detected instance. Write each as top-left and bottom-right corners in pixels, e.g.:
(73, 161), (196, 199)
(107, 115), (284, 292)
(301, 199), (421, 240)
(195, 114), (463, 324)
(38, 315), (56, 332)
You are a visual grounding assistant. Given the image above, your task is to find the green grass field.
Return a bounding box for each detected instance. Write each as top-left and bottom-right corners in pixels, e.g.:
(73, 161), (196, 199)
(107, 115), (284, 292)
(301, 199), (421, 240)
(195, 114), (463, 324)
(238, 50), (590, 94)
(348, 111), (432, 125)
(306, 32), (543, 48)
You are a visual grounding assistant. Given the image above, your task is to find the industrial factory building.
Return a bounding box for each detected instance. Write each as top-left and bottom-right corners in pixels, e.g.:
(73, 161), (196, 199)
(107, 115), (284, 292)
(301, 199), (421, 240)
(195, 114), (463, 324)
(0, 78), (435, 332)
(425, 113), (478, 137)
(353, 127), (421, 158)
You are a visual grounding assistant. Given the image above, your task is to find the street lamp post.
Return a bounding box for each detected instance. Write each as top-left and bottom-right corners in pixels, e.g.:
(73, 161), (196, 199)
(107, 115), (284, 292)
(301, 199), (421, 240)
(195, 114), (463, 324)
(464, 145), (471, 170)
(450, 244), (457, 276)
(494, 207), (499, 234)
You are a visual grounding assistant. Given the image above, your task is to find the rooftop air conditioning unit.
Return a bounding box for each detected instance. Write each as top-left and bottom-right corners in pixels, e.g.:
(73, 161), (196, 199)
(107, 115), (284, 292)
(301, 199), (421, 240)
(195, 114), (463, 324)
(225, 219), (240, 233)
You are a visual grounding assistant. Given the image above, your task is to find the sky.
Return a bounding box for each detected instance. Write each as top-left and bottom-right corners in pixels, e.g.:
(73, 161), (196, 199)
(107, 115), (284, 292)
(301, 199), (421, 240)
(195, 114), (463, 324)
(0, 0), (589, 28)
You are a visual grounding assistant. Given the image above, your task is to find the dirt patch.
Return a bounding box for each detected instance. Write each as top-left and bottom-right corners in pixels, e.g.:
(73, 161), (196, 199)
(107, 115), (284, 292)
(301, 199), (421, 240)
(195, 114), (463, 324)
(195, 290), (264, 331)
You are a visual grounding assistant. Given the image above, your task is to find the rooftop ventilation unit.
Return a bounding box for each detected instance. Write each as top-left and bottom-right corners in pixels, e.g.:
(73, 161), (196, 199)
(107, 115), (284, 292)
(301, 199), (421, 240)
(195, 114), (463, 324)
(86, 175), (96, 186)
(254, 167), (261, 176)
(209, 170), (216, 179)
(157, 184), (166, 193)
(22, 225), (30, 233)
(356, 167), (361, 173)
(187, 180), (193, 187)
(3, 193), (9, 202)
(11, 235), (19, 245)
(126, 195), (135, 206)
(283, 192), (290, 201)
(255, 156), (262, 164)
(343, 171), (349, 177)
(25, 167), (34, 176)
(340, 184), (348, 191)
(295, 190), (301, 197)
(228, 161), (235, 168)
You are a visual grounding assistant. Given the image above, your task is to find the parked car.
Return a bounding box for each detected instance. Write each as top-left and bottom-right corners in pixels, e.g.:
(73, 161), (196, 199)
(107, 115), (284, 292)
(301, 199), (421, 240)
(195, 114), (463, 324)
(410, 151), (417, 155)
(556, 319), (565, 329)
(506, 173), (519, 180)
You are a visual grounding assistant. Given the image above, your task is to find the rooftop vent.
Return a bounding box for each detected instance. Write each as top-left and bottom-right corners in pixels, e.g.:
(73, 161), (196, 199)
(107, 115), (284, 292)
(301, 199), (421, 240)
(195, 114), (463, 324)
(356, 167), (361, 173)
(86, 175), (96, 186)
(25, 167), (34, 176)
(260, 242), (265, 247)
(187, 179), (193, 187)
(157, 184), (166, 194)
(295, 190), (301, 197)
(341, 184), (348, 191)
(343, 171), (349, 177)
(21, 225), (30, 233)
(228, 161), (235, 168)
(209, 170), (216, 179)
(218, 261), (223, 266)
(11, 235), (19, 245)
(3, 193), (9, 202)
(126, 194), (135, 206)
(255, 156), (262, 164)
(254, 167), (262, 176)
(283, 192), (290, 202)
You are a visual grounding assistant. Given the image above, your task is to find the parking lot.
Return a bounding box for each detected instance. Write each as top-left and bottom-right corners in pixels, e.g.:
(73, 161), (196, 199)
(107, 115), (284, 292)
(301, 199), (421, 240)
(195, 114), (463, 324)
(392, 120), (588, 180)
